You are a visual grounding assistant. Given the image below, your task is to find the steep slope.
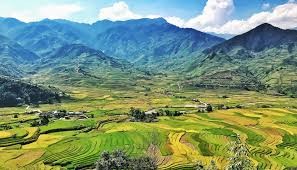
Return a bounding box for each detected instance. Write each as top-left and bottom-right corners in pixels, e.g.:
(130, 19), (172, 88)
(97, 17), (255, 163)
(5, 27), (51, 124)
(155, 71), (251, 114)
(29, 44), (139, 88)
(0, 18), (224, 71)
(205, 23), (297, 55)
(13, 21), (83, 55)
(0, 17), (26, 35)
(0, 35), (39, 77)
(0, 76), (62, 107)
(0, 19), (85, 56)
(188, 23), (297, 96)
(94, 18), (225, 69)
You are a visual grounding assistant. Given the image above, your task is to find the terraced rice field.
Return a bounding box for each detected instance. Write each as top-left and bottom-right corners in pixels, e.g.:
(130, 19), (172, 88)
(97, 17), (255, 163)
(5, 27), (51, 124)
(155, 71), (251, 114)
(0, 88), (297, 170)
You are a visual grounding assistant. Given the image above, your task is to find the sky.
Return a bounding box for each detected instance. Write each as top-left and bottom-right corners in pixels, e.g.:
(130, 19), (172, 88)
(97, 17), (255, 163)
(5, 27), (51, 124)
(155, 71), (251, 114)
(0, 0), (296, 35)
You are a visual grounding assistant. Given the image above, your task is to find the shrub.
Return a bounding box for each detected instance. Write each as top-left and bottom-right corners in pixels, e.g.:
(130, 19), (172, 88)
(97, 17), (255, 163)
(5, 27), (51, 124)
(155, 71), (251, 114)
(96, 150), (157, 170)
(130, 108), (145, 120)
(194, 160), (218, 170)
(206, 104), (213, 112)
(226, 134), (255, 170)
(0, 92), (19, 107)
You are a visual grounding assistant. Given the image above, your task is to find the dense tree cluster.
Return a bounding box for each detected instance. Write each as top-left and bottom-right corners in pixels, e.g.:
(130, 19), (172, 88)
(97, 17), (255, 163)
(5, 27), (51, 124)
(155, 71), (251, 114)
(157, 109), (183, 116)
(30, 115), (50, 127)
(130, 108), (146, 120)
(96, 150), (157, 170)
(0, 77), (63, 107)
(129, 108), (184, 122)
(206, 105), (213, 112)
(276, 85), (297, 98)
(129, 108), (157, 122)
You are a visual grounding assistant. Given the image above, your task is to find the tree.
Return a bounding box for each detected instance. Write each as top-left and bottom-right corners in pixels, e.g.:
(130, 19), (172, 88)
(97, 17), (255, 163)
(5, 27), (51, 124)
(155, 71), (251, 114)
(40, 116), (49, 125)
(129, 156), (157, 170)
(208, 160), (218, 170)
(0, 92), (19, 107)
(96, 150), (129, 170)
(96, 150), (157, 170)
(130, 108), (145, 120)
(194, 160), (218, 170)
(206, 104), (213, 112)
(226, 134), (255, 170)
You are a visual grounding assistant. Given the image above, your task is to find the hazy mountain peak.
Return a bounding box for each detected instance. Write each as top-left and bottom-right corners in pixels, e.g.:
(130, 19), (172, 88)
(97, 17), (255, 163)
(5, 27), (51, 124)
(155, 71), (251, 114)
(50, 44), (105, 59)
(206, 23), (297, 54)
(254, 23), (277, 30)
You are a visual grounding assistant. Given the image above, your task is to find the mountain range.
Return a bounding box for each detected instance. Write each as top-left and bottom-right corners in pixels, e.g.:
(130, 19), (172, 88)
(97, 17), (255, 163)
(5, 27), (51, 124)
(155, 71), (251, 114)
(0, 17), (224, 69)
(0, 17), (297, 97)
(188, 23), (297, 96)
(0, 34), (38, 77)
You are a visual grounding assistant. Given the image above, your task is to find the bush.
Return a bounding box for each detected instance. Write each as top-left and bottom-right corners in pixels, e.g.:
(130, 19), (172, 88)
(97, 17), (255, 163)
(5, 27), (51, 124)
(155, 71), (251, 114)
(129, 156), (157, 170)
(130, 108), (145, 120)
(164, 110), (183, 116)
(96, 150), (157, 170)
(129, 108), (158, 122)
(0, 92), (19, 107)
(206, 105), (213, 112)
(226, 134), (254, 170)
(194, 160), (218, 170)
(0, 77), (64, 107)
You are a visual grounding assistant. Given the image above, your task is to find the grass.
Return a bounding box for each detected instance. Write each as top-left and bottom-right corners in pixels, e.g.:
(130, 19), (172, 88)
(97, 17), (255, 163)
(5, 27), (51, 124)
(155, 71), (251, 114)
(40, 119), (96, 134)
(0, 80), (297, 169)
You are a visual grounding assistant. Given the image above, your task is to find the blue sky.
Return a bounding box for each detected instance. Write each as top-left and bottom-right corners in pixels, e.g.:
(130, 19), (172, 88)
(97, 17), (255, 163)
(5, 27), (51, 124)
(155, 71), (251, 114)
(0, 0), (296, 34)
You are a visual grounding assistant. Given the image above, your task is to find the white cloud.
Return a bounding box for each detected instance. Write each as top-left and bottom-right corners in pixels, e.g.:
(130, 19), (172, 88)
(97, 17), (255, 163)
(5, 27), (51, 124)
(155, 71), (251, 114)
(208, 1), (297, 34)
(146, 14), (162, 19)
(97, 0), (235, 30)
(165, 16), (185, 27)
(97, 1), (187, 28)
(98, 0), (297, 35)
(38, 4), (83, 20)
(262, 3), (271, 10)
(7, 3), (83, 22)
(186, 0), (234, 30)
(98, 1), (141, 21)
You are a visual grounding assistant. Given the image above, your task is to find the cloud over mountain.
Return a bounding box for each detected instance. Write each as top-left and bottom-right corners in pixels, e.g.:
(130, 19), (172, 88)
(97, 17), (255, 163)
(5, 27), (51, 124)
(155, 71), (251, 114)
(6, 3), (83, 22)
(186, 0), (234, 30)
(207, 0), (297, 34)
(96, 0), (297, 35)
(98, 1), (141, 21)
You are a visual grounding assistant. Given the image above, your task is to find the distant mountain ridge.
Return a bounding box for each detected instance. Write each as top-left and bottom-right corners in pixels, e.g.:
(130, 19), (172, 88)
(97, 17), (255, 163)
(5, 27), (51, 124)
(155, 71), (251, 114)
(1, 17), (297, 96)
(0, 34), (38, 77)
(188, 23), (297, 96)
(28, 44), (139, 87)
(0, 17), (224, 70)
(94, 18), (224, 68)
(205, 23), (297, 54)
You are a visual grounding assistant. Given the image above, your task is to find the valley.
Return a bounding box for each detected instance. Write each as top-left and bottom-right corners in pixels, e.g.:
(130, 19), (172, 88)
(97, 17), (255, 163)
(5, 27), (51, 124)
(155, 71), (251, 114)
(0, 16), (297, 170)
(0, 79), (297, 169)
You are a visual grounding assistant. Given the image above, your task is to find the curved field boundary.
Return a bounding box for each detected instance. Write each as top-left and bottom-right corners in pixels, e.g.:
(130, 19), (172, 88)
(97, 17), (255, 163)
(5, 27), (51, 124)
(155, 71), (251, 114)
(0, 128), (40, 147)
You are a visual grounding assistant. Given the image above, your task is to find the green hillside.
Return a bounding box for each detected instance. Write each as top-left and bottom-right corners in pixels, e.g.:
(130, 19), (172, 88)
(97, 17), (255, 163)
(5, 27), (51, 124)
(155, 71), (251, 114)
(0, 18), (224, 71)
(0, 35), (38, 77)
(27, 44), (141, 88)
(188, 23), (297, 96)
(0, 77), (62, 107)
(0, 17), (297, 170)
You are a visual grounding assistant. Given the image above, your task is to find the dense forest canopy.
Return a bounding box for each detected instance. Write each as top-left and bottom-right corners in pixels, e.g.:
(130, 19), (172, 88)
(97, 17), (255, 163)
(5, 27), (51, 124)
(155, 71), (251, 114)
(0, 77), (62, 107)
